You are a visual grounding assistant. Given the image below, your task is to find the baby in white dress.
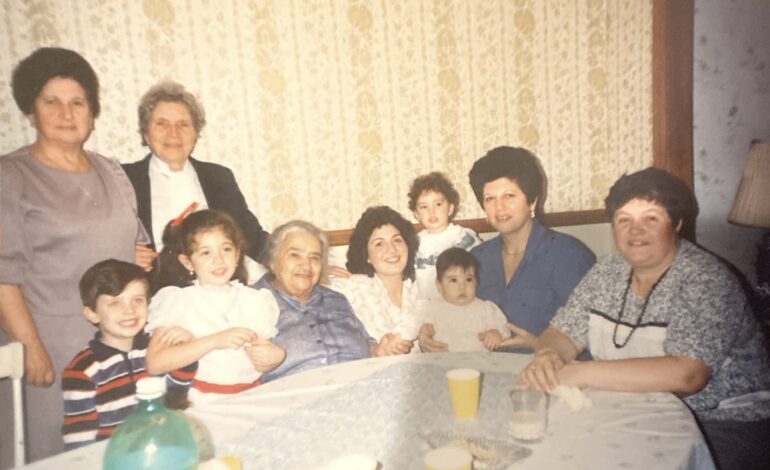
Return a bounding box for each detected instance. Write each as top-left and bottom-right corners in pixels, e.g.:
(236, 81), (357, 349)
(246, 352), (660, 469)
(421, 248), (509, 352)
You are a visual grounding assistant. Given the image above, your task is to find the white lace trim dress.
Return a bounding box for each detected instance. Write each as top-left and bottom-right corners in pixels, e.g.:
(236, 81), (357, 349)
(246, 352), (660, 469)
(148, 281), (279, 401)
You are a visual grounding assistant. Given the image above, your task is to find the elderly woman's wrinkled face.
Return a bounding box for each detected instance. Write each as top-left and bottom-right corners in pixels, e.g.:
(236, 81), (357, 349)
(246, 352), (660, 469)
(482, 177), (535, 236)
(30, 77), (94, 147)
(144, 101), (198, 171)
(367, 224), (408, 278)
(271, 232), (323, 303)
(612, 198), (680, 273)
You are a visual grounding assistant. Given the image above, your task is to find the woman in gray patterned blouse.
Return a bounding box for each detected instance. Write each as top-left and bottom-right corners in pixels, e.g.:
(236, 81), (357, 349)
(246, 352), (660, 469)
(520, 167), (770, 470)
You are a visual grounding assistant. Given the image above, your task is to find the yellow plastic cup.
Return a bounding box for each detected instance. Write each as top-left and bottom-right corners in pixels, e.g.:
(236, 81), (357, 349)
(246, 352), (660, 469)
(424, 446), (473, 470)
(445, 368), (481, 421)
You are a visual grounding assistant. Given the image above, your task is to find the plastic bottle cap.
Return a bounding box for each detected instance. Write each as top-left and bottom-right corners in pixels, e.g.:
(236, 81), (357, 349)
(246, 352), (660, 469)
(136, 376), (166, 400)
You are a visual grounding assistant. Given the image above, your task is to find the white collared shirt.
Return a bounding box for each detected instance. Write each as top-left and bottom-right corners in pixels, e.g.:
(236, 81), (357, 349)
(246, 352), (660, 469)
(148, 154), (208, 251)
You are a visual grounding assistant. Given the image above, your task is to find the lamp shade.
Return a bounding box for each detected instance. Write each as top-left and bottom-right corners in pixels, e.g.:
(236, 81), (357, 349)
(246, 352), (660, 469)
(728, 141), (770, 228)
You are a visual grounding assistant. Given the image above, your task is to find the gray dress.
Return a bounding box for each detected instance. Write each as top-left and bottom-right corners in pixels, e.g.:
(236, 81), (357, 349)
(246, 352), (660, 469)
(0, 146), (148, 462)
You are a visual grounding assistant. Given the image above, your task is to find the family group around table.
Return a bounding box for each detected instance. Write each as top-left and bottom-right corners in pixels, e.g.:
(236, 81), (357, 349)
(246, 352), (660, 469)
(0, 47), (768, 470)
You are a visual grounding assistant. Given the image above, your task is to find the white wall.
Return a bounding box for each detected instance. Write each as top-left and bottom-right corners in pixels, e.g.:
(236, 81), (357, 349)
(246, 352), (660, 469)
(694, 0), (770, 283)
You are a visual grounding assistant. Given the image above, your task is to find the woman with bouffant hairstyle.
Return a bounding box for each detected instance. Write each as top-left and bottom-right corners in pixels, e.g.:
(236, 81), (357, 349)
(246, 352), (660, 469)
(0, 47), (149, 462)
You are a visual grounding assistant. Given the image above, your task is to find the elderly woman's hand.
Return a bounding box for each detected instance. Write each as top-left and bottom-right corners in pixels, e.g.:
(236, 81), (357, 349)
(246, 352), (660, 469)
(25, 339), (55, 387)
(517, 348), (565, 392)
(417, 323), (449, 353)
(245, 339), (287, 372)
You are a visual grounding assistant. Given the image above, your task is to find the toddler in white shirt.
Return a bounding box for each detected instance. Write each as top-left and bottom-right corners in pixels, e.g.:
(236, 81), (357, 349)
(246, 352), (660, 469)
(421, 248), (509, 352)
(408, 172), (482, 300)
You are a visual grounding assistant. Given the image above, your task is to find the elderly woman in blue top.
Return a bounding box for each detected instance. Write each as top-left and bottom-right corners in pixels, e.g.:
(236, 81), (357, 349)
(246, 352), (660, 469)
(255, 220), (404, 380)
(520, 167), (770, 470)
(420, 146), (595, 351)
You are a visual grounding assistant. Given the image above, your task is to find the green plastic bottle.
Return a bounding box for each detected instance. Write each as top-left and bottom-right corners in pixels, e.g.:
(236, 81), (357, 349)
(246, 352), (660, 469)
(103, 377), (199, 469)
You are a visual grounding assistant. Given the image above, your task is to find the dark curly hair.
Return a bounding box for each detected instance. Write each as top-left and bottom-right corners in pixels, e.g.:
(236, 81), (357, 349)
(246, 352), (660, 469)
(435, 247), (480, 281)
(468, 146), (543, 208)
(407, 172), (460, 220)
(79, 259), (149, 310)
(152, 209), (249, 292)
(346, 206), (419, 280)
(11, 47), (100, 117)
(605, 167), (699, 233)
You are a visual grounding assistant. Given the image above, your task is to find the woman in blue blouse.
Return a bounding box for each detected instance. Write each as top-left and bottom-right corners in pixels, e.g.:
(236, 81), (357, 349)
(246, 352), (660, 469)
(419, 146), (595, 351)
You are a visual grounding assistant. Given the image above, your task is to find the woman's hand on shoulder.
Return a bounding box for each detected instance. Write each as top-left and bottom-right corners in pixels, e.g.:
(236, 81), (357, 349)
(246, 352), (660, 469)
(213, 327), (258, 350)
(25, 340), (55, 387)
(478, 329), (503, 351)
(417, 323), (449, 353)
(517, 348), (565, 392)
(327, 265), (351, 279)
(244, 339), (286, 372)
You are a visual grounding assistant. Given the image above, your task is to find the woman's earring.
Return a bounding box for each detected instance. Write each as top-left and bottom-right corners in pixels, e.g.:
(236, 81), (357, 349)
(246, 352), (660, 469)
(530, 208), (535, 219)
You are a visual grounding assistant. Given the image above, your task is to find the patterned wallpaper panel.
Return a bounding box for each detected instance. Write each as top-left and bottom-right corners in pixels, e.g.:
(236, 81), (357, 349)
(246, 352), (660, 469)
(0, 0), (652, 232)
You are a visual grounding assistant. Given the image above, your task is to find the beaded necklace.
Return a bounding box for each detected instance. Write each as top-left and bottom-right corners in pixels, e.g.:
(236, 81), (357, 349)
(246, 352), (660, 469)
(612, 266), (671, 348)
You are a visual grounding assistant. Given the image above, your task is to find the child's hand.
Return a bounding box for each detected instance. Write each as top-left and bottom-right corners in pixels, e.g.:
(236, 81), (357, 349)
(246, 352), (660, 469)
(156, 326), (194, 346)
(244, 339), (286, 372)
(213, 327), (258, 350)
(479, 329), (504, 351)
(498, 323), (536, 349)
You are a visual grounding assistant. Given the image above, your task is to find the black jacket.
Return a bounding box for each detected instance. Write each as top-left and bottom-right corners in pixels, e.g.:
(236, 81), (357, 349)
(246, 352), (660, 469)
(122, 154), (269, 262)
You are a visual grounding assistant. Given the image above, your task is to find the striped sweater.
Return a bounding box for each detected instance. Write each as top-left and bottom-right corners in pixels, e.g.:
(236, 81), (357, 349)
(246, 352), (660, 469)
(61, 332), (196, 449)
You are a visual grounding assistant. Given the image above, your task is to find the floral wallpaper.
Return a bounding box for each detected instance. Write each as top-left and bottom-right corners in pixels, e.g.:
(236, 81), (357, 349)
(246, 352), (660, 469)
(0, 0), (652, 232)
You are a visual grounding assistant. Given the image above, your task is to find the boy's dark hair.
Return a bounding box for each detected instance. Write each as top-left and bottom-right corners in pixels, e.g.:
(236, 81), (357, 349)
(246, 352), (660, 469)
(407, 172), (460, 220)
(152, 209), (248, 293)
(468, 146), (543, 208)
(346, 206), (419, 280)
(79, 259), (149, 310)
(436, 248), (480, 281)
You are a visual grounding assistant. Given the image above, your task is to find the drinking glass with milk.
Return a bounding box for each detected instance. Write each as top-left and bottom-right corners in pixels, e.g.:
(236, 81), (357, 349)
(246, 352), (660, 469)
(508, 387), (547, 442)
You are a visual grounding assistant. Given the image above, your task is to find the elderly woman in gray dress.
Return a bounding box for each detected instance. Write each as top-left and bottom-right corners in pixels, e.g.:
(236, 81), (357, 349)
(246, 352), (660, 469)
(520, 167), (770, 470)
(0, 48), (150, 462)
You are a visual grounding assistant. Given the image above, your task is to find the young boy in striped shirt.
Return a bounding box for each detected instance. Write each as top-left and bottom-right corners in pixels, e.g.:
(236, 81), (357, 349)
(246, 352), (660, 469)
(61, 259), (196, 449)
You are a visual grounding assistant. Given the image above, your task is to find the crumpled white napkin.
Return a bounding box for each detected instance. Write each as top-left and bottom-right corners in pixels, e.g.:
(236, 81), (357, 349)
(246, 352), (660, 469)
(551, 385), (592, 411)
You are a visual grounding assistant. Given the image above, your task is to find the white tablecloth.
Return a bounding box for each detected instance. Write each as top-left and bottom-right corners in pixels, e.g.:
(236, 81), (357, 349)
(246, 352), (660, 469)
(20, 352), (715, 469)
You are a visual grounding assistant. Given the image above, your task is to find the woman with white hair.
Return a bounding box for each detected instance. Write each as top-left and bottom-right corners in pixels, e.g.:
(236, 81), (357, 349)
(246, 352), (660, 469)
(123, 80), (269, 262)
(254, 221), (401, 381)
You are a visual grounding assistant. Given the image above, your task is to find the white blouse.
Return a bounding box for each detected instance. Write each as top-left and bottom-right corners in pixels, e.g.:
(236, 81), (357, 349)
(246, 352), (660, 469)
(331, 274), (425, 344)
(147, 281), (279, 393)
